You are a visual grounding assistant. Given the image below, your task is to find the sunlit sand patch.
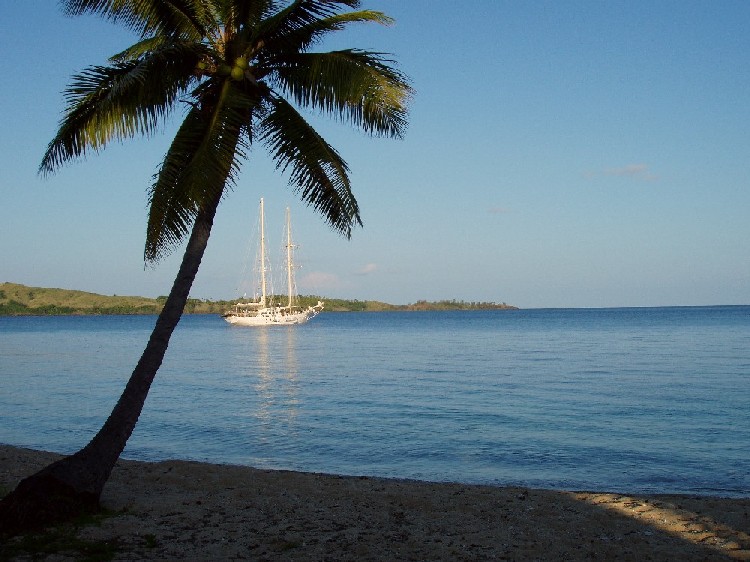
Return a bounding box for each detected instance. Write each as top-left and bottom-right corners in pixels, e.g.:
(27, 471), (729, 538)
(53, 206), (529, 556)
(575, 492), (750, 560)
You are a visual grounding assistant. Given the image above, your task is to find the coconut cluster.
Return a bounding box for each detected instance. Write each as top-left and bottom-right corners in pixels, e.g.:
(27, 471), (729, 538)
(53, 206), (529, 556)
(194, 56), (249, 81)
(231, 56), (248, 81)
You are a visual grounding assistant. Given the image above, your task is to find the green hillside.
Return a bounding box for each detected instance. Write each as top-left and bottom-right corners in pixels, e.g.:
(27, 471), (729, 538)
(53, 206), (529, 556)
(0, 282), (163, 315)
(0, 282), (516, 315)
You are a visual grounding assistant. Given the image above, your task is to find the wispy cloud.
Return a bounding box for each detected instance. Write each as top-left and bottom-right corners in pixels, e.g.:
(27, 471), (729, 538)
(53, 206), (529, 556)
(299, 271), (341, 290)
(355, 263), (378, 275)
(598, 163), (659, 182)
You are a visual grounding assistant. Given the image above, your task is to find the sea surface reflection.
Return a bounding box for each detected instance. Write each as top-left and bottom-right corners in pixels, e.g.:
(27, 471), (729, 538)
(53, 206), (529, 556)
(1, 308), (748, 496)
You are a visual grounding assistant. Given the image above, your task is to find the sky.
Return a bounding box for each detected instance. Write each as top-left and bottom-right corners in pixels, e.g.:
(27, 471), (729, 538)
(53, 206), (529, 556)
(1, 1), (748, 308)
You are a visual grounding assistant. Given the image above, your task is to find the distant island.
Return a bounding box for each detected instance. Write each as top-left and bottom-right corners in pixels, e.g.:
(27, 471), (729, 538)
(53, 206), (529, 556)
(0, 282), (517, 316)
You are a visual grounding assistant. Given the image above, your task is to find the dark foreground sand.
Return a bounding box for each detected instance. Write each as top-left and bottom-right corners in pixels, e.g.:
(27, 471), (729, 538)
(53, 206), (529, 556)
(1, 445), (748, 561)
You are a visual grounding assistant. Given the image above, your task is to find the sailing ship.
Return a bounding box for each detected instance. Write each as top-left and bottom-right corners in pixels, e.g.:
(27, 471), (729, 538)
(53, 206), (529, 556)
(223, 198), (324, 326)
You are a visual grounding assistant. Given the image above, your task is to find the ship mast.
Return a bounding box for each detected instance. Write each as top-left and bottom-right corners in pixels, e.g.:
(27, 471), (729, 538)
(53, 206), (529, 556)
(259, 198), (267, 308)
(286, 207), (294, 309)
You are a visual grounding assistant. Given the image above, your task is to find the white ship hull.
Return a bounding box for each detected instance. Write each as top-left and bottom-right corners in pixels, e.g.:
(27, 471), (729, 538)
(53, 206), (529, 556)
(223, 199), (323, 327)
(223, 302), (323, 326)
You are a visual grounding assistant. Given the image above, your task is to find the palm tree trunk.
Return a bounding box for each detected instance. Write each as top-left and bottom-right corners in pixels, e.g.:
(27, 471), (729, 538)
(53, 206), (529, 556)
(0, 191), (222, 535)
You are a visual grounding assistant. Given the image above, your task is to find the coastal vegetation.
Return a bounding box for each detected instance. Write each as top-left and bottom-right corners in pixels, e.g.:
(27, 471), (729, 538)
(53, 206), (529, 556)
(0, 283), (517, 315)
(0, 282), (163, 315)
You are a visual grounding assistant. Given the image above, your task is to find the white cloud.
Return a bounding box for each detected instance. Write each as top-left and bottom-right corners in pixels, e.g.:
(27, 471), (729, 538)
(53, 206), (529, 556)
(299, 271), (341, 291)
(355, 263), (378, 275)
(603, 163), (659, 181)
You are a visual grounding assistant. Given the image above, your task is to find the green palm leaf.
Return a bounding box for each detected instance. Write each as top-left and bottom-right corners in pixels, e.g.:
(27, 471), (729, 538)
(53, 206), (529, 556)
(272, 49), (411, 137)
(146, 81), (251, 261)
(63, 0), (208, 39)
(260, 95), (360, 237)
(259, 8), (392, 56)
(40, 42), (203, 174)
(45, 0), (411, 261)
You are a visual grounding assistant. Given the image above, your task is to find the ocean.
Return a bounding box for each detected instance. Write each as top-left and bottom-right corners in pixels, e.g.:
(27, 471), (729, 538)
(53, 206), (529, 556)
(1, 306), (748, 497)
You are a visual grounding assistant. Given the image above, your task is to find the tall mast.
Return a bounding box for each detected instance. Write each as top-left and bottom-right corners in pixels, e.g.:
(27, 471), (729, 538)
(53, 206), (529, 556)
(286, 207), (293, 309)
(259, 198), (267, 307)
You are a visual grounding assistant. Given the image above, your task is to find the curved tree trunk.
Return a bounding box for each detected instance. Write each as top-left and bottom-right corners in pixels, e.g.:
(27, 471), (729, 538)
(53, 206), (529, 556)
(0, 192), (222, 535)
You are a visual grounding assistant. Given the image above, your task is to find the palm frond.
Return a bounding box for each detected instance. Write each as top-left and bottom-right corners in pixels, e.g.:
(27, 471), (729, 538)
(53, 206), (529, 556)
(40, 41), (203, 175)
(62, 0), (208, 39)
(48, 0), (409, 260)
(260, 9), (391, 57)
(110, 35), (171, 61)
(272, 49), (412, 138)
(252, 0), (358, 53)
(260, 95), (360, 237)
(145, 82), (252, 262)
(231, 0), (278, 29)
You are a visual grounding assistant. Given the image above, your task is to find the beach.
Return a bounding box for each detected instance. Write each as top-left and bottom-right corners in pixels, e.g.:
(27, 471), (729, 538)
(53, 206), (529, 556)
(1, 445), (748, 560)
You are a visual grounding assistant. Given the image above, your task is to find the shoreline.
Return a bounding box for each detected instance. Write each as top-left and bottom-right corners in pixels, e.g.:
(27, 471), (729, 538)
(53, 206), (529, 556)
(2, 445), (748, 560)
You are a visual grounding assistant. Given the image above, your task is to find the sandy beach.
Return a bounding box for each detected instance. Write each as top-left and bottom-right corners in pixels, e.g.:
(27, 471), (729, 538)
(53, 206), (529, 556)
(1, 445), (748, 560)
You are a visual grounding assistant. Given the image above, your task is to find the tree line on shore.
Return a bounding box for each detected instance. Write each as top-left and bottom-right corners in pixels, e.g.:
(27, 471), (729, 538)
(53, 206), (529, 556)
(1, 282), (516, 316)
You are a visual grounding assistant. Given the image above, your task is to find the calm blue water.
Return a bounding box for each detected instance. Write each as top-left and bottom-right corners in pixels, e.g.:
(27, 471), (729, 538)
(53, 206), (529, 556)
(1, 307), (748, 497)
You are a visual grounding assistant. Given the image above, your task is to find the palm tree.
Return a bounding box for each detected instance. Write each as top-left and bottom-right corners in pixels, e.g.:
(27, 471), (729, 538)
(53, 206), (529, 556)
(0, 0), (410, 533)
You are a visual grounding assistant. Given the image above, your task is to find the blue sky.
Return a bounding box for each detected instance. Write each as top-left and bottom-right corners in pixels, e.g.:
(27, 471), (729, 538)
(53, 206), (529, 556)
(1, 1), (748, 308)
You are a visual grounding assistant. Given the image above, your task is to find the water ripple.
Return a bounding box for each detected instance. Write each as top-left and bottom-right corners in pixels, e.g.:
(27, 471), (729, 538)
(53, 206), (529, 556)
(1, 308), (748, 496)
